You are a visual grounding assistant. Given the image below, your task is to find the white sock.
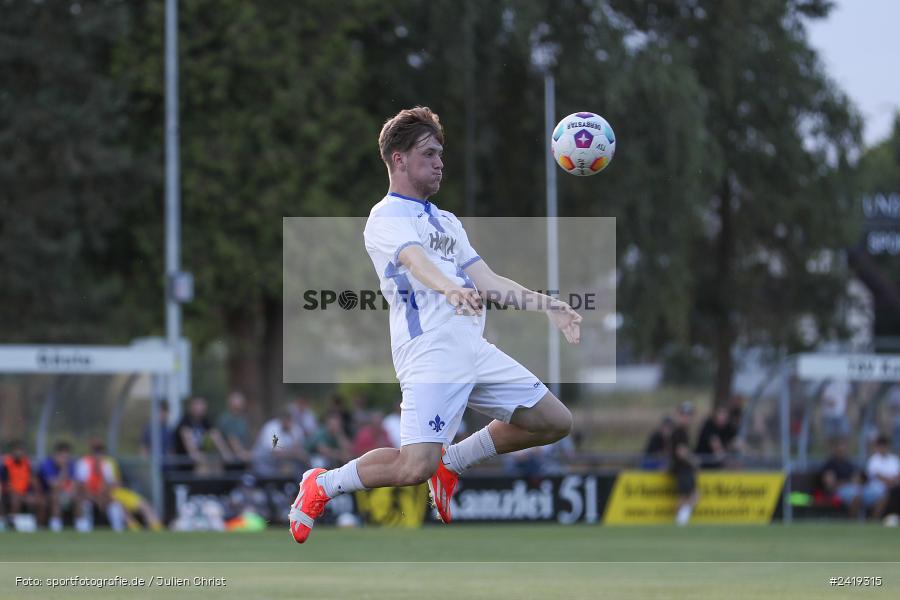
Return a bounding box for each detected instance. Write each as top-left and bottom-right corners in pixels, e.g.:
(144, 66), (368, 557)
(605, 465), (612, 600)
(49, 517), (63, 532)
(443, 426), (497, 474)
(79, 502), (94, 531)
(317, 459), (366, 498)
(107, 503), (125, 532)
(75, 516), (91, 532)
(676, 504), (693, 526)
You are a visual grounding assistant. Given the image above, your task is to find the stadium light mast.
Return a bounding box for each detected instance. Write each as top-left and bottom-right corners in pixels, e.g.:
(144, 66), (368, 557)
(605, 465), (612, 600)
(535, 41), (561, 397)
(159, 0), (182, 519)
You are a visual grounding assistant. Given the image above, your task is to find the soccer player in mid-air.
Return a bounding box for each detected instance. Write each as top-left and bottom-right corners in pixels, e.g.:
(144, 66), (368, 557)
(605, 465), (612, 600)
(289, 106), (583, 543)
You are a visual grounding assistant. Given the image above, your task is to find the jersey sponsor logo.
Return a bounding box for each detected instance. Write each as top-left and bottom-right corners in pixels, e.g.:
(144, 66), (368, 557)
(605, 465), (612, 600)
(428, 232), (457, 256)
(428, 414), (446, 433)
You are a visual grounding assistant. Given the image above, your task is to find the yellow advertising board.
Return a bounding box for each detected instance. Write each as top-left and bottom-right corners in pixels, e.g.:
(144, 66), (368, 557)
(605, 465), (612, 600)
(603, 471), (785, 525)
(353, 483), (430, 527)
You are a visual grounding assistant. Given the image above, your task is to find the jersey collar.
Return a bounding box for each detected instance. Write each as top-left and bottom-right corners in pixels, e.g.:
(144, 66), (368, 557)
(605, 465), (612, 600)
(388, 191), (433, 214)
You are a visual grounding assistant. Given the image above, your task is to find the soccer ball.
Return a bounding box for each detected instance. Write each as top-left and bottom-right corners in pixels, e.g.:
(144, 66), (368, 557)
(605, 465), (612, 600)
(551, 112), (616, 176)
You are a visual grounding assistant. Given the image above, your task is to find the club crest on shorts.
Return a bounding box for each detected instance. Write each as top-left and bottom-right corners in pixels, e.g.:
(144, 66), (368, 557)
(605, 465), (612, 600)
(429, 414), (445, 433)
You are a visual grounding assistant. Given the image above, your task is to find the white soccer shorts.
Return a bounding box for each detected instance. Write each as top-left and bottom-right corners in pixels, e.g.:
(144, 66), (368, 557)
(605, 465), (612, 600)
(392, 315), (549, 446)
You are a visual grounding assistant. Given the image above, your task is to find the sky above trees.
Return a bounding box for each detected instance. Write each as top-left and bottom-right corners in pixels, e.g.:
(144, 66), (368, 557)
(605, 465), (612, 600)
(808, 0), (900, 147)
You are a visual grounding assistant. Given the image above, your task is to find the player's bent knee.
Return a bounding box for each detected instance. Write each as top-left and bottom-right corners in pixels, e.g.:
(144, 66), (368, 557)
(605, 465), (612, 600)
(546, 408), (573, 441)
(398, 466), (435, 486)
(397, 458), (439, 486)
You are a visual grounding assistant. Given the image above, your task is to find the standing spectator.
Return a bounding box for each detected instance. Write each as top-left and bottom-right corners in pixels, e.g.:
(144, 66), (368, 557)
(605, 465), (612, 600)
(695, 406), (736, 468)
(140, 402), (174, 460)
(727, 394), (745, 431)
(217, 391), (253, 469)
(74, 441), (125, 532)
(670, 402), (699, 526)
(642, 415), (674, 470)
(381, 403), (402, 449)
(37, 441), (79, 532)
(352, 411), (391, 457)
(173, 397), (233, 473)
(252, 408), (308, 476)
(289, 395), (320, 439)
(1, 440), (46, 529)
(820, 438), (865, 518)
(865, 435), (899, 520)
(822, 379), (851, 439)
(726, 394), (746, 453)
(306, 411), (353, 468)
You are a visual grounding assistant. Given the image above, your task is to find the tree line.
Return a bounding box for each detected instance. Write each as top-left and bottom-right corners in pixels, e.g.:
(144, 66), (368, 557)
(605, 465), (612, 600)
(1, 0), (874, 419)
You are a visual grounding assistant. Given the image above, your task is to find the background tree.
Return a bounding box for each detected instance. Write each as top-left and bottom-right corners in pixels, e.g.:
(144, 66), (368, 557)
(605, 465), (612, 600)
(113, 0), (389, 421)
(610, 0), (862, 404)
(0, 0), (867, 420)
(0, 0), (148, 341)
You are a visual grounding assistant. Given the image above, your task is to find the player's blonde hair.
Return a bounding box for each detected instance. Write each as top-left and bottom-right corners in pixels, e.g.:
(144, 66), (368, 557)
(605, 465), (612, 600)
(378, 106), (444, 170)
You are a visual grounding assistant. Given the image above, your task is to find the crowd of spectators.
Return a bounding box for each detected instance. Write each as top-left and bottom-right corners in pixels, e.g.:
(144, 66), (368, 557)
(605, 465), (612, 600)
(0, 390), (410, 532)
(641, 398), (749, 525)
(1, 439), (162, 533)
(818, 435), (900, 521)
(143, 392), (405, 480)
(641, 395), (900, 523)
(642, 398), (742, 472)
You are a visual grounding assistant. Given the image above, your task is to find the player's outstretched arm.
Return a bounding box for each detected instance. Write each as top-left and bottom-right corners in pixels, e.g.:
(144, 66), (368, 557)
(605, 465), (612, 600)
(398, 245), (482, 315)
(465, 259), (582, 343)
(546, 301), (582, 344)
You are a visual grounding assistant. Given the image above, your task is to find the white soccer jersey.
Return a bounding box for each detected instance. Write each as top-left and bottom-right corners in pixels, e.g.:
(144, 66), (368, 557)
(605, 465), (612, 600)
(867, 452), (900, 480)
(364, 192), (483, 350)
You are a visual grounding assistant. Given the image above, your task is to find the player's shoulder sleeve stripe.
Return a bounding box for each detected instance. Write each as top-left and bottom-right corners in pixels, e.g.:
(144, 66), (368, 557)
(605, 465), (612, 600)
(393, 240), (425, 265)
(459, 255), (482, 269)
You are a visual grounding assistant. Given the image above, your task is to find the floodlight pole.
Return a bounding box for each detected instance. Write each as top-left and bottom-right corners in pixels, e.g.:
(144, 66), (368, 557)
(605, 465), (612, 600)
(159, 0), (181, 520)
(544, 70), (561, 397)
(779, 360), (793, 524)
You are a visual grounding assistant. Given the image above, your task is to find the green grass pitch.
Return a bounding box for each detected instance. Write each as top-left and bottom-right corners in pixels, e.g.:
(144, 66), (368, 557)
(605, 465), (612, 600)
(1, 524), (897, 599)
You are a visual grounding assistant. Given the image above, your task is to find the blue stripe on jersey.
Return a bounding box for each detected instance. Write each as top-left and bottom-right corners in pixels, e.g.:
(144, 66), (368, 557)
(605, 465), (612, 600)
(383, 261), (423, 340)
(387, 192), (446, 233)
(456, 263), (476, 289)
(388, 192), (428, 207)
(426, 209), (446, 233)
(393, 240), (424, 266)
(459, 255), (482, 269)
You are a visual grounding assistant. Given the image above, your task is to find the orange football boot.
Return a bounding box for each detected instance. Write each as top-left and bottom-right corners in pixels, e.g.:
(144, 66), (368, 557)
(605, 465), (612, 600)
(289, 468), (330, 543)
(427, 452), (459, 523)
